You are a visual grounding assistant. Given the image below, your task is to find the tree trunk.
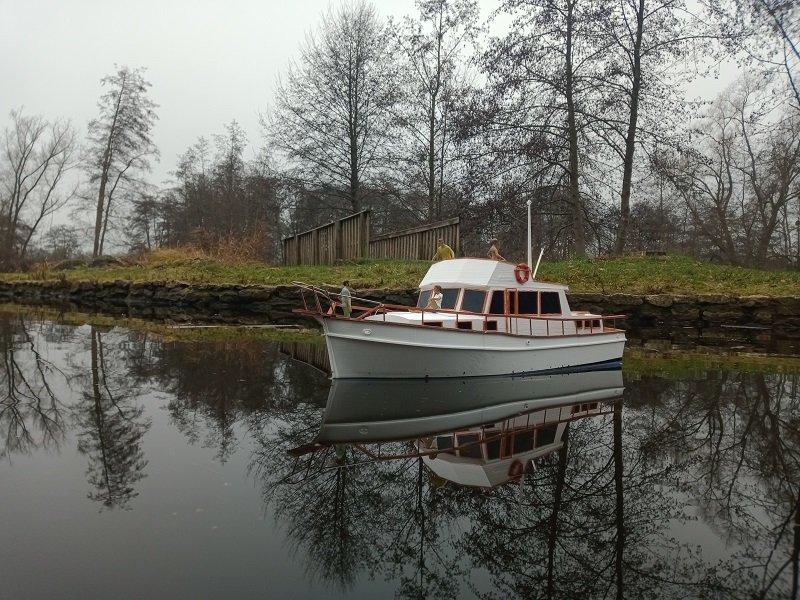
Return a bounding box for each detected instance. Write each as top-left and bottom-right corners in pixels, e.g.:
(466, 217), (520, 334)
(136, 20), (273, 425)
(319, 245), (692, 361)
(613, 0), (644, 257)
(93, 170), (108, 257)
(93, 75), (126, 257)
(565, 0), (586, 257)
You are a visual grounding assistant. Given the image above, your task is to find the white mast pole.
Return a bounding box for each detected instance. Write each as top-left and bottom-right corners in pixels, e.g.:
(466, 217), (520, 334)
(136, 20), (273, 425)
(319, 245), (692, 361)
(526, 199), (532, 268)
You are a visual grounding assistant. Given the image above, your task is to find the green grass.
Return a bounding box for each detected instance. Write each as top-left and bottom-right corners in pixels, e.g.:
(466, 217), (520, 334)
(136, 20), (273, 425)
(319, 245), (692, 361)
(13, 254), (427, 289)
(623, 347), (800, 375)
(538, 254), (800, 296)
(8, 251), (800, 296)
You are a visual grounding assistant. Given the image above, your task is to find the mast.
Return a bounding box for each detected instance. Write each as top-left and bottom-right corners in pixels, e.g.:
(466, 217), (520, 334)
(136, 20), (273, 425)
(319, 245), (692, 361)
(527, 199), (532, 267)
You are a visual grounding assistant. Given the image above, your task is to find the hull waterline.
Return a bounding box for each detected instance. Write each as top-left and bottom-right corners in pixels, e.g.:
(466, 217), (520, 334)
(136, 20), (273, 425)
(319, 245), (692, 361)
(321, 317), (625, 379)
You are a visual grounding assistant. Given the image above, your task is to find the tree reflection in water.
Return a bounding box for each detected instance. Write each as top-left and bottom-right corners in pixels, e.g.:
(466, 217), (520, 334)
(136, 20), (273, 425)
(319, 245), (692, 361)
(155, 339), (331, 462)
(2, 312), (799, 598)
(0, 313), (72, 458)
(255, 367), (800, 599)
(73, 326), (151, 510)
(628, 371), (800, 599)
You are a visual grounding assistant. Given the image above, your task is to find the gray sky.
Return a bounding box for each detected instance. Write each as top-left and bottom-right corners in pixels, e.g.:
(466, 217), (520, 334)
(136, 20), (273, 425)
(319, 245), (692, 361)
(1, 0), (735, 190)
(0, 0), (421, 186)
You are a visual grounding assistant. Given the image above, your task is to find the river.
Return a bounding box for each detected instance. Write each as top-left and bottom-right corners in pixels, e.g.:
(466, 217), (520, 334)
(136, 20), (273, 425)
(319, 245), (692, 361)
(0, 310), (797, 599)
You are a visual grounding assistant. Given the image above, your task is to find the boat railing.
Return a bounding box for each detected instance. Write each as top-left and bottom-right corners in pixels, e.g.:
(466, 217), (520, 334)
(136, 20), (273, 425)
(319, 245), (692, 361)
(293, 281), (385, 317)
(293, 282), (624, 335)
(293, 281), (333, 314)
(359, 303), (625, 335)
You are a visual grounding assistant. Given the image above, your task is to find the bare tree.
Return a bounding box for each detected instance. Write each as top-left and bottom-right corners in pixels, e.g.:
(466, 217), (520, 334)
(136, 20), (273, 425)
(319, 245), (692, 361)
(601, 0), (710, 256)
(479, 0), (613, 258)
(657, 74), (800, 266)
(42, 224), (81, 260)
(392, 0), (479, 222)
(715, 0), (800, 109)
(0, 108), (78, 262)
(266, 1), (398, 214)
(85, 65), (158, 257)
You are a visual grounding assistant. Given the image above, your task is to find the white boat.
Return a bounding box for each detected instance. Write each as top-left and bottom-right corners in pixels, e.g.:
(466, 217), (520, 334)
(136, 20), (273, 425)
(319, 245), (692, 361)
(315, 368), (624, 443)
(289, 369), (624, 489)
(294, 257), (626, 379)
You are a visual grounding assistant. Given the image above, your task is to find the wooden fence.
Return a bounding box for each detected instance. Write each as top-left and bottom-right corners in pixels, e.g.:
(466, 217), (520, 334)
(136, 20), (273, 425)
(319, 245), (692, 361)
(369, 216), (460, 261)
(283, 211), (370, 266)
(283, 212), (460, 265)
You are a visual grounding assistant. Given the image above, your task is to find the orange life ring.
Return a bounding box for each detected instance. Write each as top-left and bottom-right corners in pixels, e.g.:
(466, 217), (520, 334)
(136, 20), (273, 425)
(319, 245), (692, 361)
(514, 263), (530, 284)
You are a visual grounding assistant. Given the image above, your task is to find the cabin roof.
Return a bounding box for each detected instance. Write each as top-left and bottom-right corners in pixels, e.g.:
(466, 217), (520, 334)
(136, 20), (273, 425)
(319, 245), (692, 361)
(422, 450), (551, 487)
(419, 258), (568, 291)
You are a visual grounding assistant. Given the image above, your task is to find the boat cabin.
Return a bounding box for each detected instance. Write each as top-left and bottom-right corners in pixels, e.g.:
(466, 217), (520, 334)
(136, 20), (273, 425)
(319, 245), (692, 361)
(420, 399), (613, 488)
(363, 258), (610, 336)
(416, 258), (569, 314)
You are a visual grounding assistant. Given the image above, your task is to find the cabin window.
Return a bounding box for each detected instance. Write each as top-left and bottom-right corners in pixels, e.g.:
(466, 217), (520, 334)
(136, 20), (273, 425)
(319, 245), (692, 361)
(461, 289), (486, 313)
(441, 288), (459, 309)
(488, 291), (505, 314)
(417, 290), (431, 308)
(513, 432), (534, 453)
(485, 433), (501, 459)
(456, 321), (473, 330)
(518, 291), (538, 314)
(456, 434), (482, 458)
(506, 290), (518, 314)
(435, 436), (453, 451)
(535, 426), (557, 447)
(484, 320), (498, 331)
(418, 288), (458, 309)
(541, 292), (562, 314)
(424, 321), (443, 327)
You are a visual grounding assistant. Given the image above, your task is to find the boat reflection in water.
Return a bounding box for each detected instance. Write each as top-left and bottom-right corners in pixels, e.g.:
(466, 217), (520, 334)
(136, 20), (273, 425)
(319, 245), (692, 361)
(290, 368), (623, 489)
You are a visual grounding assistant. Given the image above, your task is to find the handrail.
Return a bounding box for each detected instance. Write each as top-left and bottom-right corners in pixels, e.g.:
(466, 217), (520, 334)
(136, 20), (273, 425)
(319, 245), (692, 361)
(293, 281), (625, 335)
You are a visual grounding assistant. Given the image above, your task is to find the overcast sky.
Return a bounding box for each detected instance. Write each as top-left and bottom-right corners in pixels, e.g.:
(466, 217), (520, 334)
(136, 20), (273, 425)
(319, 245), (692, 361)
(0, 0), (429, 186)
(2, 0), (737, 192)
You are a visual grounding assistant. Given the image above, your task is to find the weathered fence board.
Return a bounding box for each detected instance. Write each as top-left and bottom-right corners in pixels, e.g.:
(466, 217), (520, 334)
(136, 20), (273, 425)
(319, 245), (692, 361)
(282, 212), (459, 265)
(369, 217), (459, 261)
(283, 211), (371, 265)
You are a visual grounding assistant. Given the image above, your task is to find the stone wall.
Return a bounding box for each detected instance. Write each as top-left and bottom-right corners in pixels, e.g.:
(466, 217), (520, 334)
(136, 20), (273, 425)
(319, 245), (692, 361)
(0, 279), (798, 350)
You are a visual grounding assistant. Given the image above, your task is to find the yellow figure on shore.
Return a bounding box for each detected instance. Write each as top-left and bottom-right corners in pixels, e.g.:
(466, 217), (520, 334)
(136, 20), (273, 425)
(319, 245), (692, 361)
(432, 238), (455, 261)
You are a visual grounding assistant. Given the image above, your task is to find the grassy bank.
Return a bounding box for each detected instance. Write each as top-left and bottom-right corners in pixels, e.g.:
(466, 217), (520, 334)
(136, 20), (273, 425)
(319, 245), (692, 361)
(6, 250), (800, 296)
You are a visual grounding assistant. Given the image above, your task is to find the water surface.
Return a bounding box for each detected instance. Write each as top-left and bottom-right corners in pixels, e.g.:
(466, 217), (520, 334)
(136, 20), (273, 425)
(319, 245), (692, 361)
(0, 312), (797, 599)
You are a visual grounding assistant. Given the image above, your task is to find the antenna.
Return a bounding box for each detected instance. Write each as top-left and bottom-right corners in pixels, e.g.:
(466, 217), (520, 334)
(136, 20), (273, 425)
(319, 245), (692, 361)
(532, 248), (544, 279)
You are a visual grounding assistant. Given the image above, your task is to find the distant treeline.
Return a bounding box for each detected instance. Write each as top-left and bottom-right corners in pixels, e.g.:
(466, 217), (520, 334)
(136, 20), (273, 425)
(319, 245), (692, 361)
(1, 0), (798, 270)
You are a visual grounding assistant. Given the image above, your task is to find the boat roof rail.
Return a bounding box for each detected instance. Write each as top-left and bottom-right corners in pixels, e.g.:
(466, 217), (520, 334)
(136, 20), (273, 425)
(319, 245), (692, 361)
(292, 280), (331, 297)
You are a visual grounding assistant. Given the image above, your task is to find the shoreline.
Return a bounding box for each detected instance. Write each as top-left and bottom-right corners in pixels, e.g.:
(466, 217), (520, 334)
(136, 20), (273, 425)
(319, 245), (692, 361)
(0, 278), (798, 354)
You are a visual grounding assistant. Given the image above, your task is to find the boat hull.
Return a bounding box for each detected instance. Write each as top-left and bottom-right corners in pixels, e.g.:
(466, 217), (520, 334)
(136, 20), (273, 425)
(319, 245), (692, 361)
(316, 369), (624, 442)
(320, 317), (625, 379)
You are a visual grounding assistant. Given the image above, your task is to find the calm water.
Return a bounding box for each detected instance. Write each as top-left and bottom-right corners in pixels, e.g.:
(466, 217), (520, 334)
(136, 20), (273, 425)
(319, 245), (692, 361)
(0, 311), (798, 600)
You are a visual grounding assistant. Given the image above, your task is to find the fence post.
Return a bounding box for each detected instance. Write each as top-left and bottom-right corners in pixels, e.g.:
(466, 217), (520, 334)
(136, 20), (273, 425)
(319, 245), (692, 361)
(335, 219), (343, 262)
(360, 211), (370, 258)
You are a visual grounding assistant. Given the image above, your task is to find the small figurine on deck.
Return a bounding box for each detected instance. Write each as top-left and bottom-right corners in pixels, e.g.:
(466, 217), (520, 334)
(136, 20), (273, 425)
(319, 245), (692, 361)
(426, 285), (443, 309)
(340, 280), (352, 317)
(487, 238), (505, 261)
